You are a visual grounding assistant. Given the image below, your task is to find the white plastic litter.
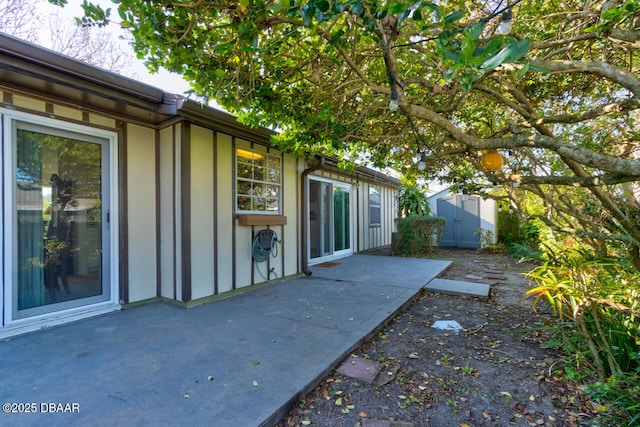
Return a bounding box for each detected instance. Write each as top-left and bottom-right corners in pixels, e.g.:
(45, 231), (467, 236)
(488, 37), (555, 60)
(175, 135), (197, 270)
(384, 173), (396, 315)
(431, 320), (463, 331)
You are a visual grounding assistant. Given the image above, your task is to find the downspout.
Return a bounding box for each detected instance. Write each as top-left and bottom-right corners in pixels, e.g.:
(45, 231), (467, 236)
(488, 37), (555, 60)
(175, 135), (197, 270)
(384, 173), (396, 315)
(301, 156), (325, 275)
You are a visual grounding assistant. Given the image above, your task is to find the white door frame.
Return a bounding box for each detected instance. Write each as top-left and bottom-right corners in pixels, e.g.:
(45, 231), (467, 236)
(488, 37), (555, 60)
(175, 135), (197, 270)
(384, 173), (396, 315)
(306, 175), (354, 265)
(1, 109), (120, 338)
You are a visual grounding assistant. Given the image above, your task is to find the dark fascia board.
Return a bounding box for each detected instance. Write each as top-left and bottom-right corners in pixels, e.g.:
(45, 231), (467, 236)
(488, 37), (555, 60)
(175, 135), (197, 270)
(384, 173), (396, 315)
(314, 157), (400, 187)
(0, 32), (164, 105)
(178, 100), (276, 144)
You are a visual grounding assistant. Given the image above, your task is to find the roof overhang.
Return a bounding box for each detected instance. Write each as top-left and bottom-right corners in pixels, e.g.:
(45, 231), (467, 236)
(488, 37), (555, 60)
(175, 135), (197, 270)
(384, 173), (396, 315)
(0, 33), (275, 143)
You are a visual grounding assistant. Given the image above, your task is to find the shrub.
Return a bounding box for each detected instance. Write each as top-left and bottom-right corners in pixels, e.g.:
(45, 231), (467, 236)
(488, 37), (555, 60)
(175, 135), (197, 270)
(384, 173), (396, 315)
(391, 216), (446, 256)
(523, 249), (639, 379)
(396, 183), (431, 217)
(507, 242), (543, 262)
(522, 249), (640, 424)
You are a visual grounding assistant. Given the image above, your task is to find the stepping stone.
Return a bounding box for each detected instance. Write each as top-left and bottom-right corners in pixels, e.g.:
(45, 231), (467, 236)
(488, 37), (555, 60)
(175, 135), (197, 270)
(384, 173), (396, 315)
(465, 274), (484, 280)
(362, 420), (414, 427)
(425, 278), (490, 298)
(336, 355), (382, 383)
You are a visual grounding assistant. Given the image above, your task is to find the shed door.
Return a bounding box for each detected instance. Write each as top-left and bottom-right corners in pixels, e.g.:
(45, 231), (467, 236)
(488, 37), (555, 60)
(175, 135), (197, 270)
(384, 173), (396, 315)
(437, 195), (481, 248)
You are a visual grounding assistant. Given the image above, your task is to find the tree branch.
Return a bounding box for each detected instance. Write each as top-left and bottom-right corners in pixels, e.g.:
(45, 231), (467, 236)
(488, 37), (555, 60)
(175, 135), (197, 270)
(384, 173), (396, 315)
(502, 173), (640, 187)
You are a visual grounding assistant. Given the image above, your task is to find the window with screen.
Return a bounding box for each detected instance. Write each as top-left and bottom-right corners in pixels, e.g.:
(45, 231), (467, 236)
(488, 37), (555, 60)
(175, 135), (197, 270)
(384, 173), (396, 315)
(236, 147), (281, 213)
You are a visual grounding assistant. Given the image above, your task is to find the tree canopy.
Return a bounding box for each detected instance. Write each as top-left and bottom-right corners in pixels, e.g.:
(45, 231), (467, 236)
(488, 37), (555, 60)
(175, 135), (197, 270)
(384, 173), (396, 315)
(60, 0), (640, 264)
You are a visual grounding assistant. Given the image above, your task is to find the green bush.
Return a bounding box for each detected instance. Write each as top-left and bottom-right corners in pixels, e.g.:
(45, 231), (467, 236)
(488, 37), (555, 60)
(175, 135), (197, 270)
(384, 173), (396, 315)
(583, 365), (640, 426)
(523, 249), (639, 378)
(523, 249), (640, 424)
(507, 242), (543, 262)
(392, 216), (446, 256)
(396, 183), (431, 217)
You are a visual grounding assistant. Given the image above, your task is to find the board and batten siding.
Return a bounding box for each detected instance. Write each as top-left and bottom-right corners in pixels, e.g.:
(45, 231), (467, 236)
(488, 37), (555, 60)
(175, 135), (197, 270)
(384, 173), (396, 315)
(125, 124), (158, 302)
(157, 125), (301, 303)
(361, 182), (396, 250)
(189, 125), (216, 300)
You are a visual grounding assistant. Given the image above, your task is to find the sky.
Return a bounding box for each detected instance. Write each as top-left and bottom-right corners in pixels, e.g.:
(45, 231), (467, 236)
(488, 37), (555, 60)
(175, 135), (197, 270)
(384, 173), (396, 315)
(35, 0), (193, 95)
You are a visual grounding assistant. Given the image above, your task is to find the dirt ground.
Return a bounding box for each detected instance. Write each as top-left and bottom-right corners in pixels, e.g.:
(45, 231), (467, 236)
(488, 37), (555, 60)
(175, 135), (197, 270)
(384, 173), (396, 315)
(278, 248), (590, 427)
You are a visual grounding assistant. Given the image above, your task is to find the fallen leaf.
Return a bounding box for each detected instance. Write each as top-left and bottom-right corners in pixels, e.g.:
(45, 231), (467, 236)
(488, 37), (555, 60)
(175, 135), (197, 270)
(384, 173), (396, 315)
(301, 421), (311, 426)
(460, 424), (471, 427)
(207, 376), (214, 381)
(183, 393), (190, 398)
(529, 395), (536, 401)
(500, 391), (512, 399)
(358, 411), (368, 417)
(252, 361), (260, 366)
(252, 380), (259, 387)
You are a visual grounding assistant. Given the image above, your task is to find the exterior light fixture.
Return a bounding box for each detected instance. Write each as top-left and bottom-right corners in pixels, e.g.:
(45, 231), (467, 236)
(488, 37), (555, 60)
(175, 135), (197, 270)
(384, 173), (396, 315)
(417, 153), (427, 171)
(389, 88), (399, 111)
(480, 150), (503, 172)
(496, 9), (513, 35)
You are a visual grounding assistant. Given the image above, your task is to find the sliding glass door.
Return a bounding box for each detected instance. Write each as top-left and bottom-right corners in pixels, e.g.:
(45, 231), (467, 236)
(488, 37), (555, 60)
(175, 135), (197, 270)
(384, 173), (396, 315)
(308, 177), (352, 263)
(10, 120), (112, 320)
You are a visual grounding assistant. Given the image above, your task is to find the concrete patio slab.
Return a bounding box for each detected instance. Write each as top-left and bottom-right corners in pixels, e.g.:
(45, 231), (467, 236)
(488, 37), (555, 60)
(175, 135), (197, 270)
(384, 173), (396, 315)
(310, 254), (451, 289)
(425, 278), (491, 298)
(0, 255), (450, 427)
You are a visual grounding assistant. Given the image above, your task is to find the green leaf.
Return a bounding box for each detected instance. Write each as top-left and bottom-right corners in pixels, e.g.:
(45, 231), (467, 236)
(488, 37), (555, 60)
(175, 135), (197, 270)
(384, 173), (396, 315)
(443, 50), (461, 63)
(444, 10), (463, 24)
(301, 4), (315, 25)
(316, 0), (330, 13)
(466, 22), (484, 41)
(480, 39), (529, 71)
(349, 2), (364, 17)
(329, 29), (345, 45)
(507, 39), (531, 63)
(422, 2), (441, 20)
(481, 46), (511, 70)
(389, 2), (406, 14)
(514, 62), (530, 78)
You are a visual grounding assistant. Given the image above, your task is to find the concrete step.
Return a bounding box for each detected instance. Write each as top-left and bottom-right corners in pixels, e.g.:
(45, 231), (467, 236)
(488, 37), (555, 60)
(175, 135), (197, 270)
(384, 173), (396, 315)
(425, 278), (490, 298)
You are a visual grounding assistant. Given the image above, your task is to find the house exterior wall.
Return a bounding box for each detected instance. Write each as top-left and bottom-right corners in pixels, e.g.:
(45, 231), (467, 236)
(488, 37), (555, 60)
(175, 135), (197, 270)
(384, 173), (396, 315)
(0, 34), (399, 337)
(155, 127), (302, 302)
